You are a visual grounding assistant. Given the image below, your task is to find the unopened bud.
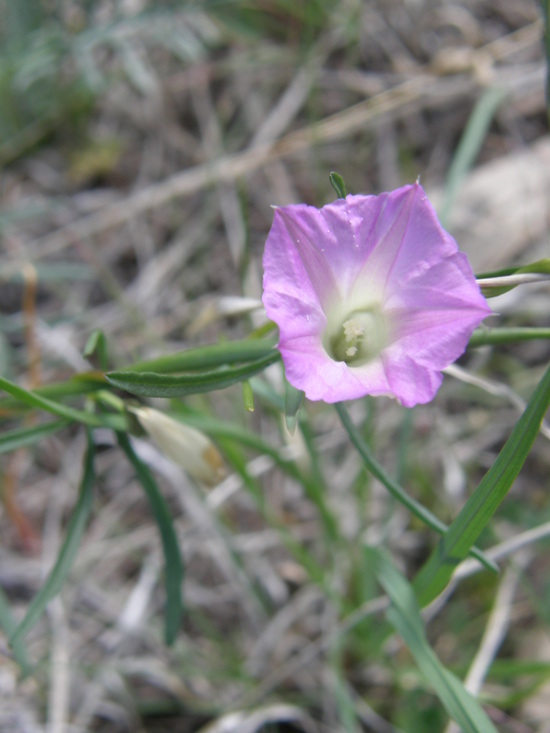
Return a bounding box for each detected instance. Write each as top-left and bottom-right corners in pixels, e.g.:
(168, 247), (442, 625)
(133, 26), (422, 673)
(132, 407), (226, 486)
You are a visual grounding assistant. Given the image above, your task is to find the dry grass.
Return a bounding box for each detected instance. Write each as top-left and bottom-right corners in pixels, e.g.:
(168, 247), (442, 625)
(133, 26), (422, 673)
(1, 1), (550, 731)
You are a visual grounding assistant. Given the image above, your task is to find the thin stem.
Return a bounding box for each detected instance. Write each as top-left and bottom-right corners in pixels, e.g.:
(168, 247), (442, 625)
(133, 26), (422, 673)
(469, 327), (550, 347)
(335, 402), (498, 573)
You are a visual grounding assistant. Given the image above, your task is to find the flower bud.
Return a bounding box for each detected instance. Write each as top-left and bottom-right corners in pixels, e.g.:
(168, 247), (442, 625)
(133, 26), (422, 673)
(132, 407), (225, 486)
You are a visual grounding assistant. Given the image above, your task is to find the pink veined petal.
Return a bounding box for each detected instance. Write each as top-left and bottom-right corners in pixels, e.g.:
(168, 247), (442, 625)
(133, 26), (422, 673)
(262, 210), (330, 337)
(280, 335), (392, 403)
(275, 199), (369, 297)
(385, 250), (491, 370)
(383, 184), (458, 283)
(264, 291), (326, 342)
(382, 350), (444, 407)
(386, 250), (491, 313)
(352, 184), (463, 299)
(388, 308), (482, 371)
(346, 185), (420, 294)
(270, 206), (340, 307)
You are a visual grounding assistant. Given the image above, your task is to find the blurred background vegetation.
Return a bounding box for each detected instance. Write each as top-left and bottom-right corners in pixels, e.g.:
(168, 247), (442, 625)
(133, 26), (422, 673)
(0, 1), (549, 732)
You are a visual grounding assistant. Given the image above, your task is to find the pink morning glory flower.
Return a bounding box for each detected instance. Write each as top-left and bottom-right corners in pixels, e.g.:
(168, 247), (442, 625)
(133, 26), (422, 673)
(262, 182), (491, 407)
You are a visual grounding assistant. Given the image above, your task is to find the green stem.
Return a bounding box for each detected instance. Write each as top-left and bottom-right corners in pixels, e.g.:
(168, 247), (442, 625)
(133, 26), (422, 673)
(0, 375), (127, 430)
(469, 327), (550, 347)
(335, 402), (498, 574)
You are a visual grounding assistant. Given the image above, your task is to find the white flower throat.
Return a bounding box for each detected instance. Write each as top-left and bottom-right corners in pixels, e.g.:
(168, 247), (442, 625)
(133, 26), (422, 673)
(327, 308), (387, 366)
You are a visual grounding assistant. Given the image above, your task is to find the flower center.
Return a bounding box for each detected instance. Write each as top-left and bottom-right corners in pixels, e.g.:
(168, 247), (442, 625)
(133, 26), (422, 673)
(327, 308), (387, 366)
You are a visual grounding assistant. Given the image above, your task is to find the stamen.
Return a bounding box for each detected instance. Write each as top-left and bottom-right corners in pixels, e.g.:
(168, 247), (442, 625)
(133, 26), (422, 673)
(325, 307), (388, 366)
(343, 319), (364, 342)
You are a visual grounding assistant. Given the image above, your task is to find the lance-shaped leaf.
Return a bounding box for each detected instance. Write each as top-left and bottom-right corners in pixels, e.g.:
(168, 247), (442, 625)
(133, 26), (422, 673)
(117, 433), (184, 645)
(0, 419), (68, 455)
(369, 546), (499, 733)
(10, 430), (96, 648)
(106, 350), (280, 398)
(414, 363), (550, 607)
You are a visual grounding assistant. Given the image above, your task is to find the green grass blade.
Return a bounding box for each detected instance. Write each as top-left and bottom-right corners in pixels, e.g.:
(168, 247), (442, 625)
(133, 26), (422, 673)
(126, 337), (277, 373)
(117, 433), (184, 645)
(414, 364), (550, 607)
(0, 375), (126, 430)
(0, 419), (69, 454)
(9, 430), (96, 648)
(335, 403), (498, 573)
(369, 546), (499, 733)
(106, 351), (280, 398)
(440, 86), (506, 227)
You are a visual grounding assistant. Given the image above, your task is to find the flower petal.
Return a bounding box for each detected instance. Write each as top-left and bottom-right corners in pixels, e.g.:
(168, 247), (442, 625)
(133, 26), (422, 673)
(262, 183), (491, 406)
(382, 351), (444, 407)
(281, 334), (393, 403)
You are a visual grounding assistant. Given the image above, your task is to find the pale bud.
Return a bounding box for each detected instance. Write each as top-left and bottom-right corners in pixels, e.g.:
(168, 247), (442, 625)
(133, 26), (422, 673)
(132, 407), (226, 486)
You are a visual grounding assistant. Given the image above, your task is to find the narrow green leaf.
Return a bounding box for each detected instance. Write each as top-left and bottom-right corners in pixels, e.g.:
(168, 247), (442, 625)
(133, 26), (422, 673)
(0, 374), (107, 414)
(335, 402), (498, 573)
(117, 433), (184, 645)
(331, 650), (360, 733)
(106, 350), (280, 398)
(469, 327), (550, 348)
(329, 171), (347, 199)
(0, 419), (68, 454)
(126, 337), (277, 374)
(0, 375), (127, 430)
(477, 259), (550, 297)
(440, 86), (506, 227)
(284, 380), (304, 434)
(242, 380), (255, 412)
(84, 329), (109, 370)
(10, 430), (95, 648)
(477, 259), (550, 280)
(414, 364), (550, 606)
(369, 547), (499, 733)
